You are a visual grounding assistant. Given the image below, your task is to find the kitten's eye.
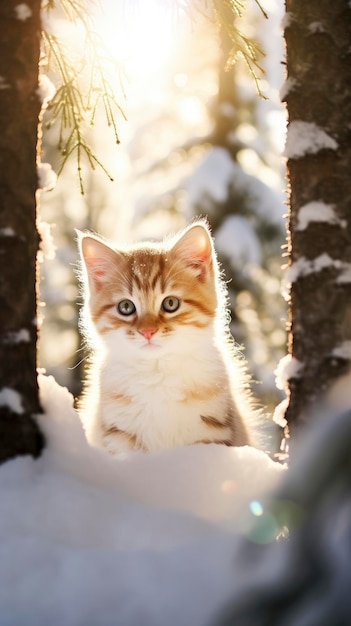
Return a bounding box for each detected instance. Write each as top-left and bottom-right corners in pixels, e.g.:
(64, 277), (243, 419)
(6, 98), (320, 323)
(161, 296), (180, 313)
(117, 299), (136, 316)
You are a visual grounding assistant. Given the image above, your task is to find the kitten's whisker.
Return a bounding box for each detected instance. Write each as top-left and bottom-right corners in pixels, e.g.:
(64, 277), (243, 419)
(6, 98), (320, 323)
(68, 356), (88, 370)
(75, 346), (86, 353)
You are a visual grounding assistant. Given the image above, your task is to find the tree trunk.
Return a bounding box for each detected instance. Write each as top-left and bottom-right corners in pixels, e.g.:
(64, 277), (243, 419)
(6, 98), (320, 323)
(0, 0), (44, 462)
(283, 0), (351, 432)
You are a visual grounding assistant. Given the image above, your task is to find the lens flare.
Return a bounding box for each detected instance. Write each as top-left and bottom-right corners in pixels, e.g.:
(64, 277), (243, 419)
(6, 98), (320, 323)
(249, 500), (264, 516)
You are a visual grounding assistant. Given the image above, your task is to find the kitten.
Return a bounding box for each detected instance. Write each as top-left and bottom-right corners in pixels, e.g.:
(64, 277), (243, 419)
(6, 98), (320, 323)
(77, 220), (258, 454)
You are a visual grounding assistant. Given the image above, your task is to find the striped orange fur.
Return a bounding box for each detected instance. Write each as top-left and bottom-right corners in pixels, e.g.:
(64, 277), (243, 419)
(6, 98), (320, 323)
(77, 220), (259, 455)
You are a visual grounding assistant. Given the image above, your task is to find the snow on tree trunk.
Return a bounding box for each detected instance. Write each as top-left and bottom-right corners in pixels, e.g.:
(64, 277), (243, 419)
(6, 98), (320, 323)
(0, 0), (44, 462)
(282, 0), (351, 432)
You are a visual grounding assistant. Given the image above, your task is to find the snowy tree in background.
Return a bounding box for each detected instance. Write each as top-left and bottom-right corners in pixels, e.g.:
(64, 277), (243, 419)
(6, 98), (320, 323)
(0, 0), (44, 461)
(187, 6), (286, 409)
(282, 0), (351, 435)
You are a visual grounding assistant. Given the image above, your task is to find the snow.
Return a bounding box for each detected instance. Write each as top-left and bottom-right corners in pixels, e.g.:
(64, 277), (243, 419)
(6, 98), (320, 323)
(215, 215), (262, 269)
(284, 121), (338, 159)
(0, 375), (284, 625)
(37, 162), (57, 191)
(275, 354), (303, 391)
(0, 227), (15, 237)
(287, 253), (342, 283)
(185, 146), (283, 224)
(0, 387), (24, 414)
(308, 22), (325, 34)
(15, 3), (32, 20)
(37, 74), (56, 107)
(37, 218), (56, 261)
(273, 397), (288, 428)
(337, 265), (351, 284)
(281, 12), (294, 29)
(186, 147), (235, 208)
(287, 254), (351, 285)
(216, 406), (351, 624)
(3, 329), (30, 344)
(0, 77), (10, 90)
(296, 201), (346, 230)
(284, 256), (351, 285)
(279, 76), (298, 101)
(332, 342), (351, 360)
(37, 375), (283, 525)
(273, 356), (303, 429)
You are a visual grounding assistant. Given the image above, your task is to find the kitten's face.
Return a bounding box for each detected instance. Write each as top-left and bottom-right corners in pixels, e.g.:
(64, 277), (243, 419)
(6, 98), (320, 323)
(80, 223), (219, 358)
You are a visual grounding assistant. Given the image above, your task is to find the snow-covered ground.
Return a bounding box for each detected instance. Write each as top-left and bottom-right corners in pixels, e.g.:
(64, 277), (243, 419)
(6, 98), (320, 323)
(2, 371), (351, 626)
(0, 375), (284, 626)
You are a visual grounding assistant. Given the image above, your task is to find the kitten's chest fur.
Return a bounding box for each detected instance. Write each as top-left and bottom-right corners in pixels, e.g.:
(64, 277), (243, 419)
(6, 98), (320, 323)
(82, 342), (250, 454)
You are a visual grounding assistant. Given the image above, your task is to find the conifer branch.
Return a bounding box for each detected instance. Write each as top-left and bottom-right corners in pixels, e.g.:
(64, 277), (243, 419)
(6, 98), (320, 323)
(212, 0), (267, 97)
(170, 0), (267, 96)
(41, 0), (268, 191)
(41, 0), (126, 193)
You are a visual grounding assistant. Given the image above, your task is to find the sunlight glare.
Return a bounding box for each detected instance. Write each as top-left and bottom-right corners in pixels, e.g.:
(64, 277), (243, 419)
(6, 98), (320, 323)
(178, 96), (206, 125)
(98, 0), (177, 80)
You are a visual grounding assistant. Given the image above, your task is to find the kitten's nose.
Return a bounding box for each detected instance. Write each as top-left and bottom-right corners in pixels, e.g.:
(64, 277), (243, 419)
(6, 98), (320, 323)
(139, 328), (157, 341)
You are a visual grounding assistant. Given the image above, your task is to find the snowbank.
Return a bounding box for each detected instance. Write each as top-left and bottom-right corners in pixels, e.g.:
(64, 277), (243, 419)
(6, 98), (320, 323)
(0, 375), (284, 626)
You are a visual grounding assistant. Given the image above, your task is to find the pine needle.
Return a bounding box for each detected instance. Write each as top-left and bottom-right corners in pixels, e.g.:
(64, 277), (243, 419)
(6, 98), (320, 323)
(41, 0), (125, 193)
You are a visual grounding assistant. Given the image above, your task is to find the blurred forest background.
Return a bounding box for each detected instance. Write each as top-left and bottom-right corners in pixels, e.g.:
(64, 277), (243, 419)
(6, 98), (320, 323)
(39, 0), (287, 412)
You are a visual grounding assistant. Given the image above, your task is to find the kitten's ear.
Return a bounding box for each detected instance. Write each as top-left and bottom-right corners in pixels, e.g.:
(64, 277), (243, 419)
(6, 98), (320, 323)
(170, 223), (213, 279)
(78, 234), (118, 293)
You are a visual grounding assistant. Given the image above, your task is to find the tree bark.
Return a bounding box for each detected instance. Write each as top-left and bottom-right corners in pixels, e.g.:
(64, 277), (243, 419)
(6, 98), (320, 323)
(283, 0), (351, 432)
(0, 0), (44, 462)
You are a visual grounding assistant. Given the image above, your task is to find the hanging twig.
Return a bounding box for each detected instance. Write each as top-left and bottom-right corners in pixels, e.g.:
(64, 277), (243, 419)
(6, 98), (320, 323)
(41, 0), (126, 193)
